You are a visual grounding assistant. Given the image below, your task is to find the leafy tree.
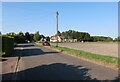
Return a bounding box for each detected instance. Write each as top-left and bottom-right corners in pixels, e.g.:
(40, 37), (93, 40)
(55, 30), (61, 36)
(17, 31), (24, 37)
(91, 36), (113, 42)
(46, 36), (50, 41)
(33, 31), (41, 42)
(6, 32), (16, 37)
(114, 36), (120, 42)
(83, 33), (91, 41)
(62, 32), (68, 39)
(25, 32), (32, 42)
(41, 35), (45, 38)
(30, 34), (34, 42)
(14, 31), (26, 43)
(61, 30), (91, 42)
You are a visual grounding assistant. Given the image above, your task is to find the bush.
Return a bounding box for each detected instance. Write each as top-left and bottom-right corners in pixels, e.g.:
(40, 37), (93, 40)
(33, 32), (41, 42)
(2, 36), (14, 56)
(14, 35), (27, 43)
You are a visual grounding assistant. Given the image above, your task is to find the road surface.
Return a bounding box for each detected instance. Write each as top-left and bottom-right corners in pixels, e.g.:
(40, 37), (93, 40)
(2, 43), (119, 80)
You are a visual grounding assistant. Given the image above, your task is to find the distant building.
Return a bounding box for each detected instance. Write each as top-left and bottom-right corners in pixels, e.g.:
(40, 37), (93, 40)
(64, 39), (77, 42)
(50, 35), (78, 43)
(50, 36), (64, 42)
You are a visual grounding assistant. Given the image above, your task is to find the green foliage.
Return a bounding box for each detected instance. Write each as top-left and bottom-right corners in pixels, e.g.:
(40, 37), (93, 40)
(2, 31), (46, 43)
(55, 31), (61, 36)
(33, 31), (41, 42)
(114, 37), (120, 42)
(50, 45), (118, 65)
(18, 31), (24, 36)
(14, 35), (27, 43)
(25, 32), (32, 42)
(46, 36), (50, 41)
(14, 32), (27, 43)
(6, 32), (16, 37)
(91, 36), (113, 42)
(2, 36), (14, 56)
(5, 32), (27, 43)
(61, 30), (114, 42)
(61, 30), (91, 41)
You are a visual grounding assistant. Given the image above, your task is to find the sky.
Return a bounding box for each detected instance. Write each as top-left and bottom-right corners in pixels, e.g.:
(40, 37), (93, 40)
(2, 2), (118, 38)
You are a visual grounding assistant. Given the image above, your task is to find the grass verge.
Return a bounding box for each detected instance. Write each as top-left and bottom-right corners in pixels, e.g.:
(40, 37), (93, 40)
(36, 42), (119, 69)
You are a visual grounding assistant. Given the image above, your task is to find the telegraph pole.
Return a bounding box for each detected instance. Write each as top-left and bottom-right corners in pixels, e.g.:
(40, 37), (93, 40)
(56, 11), (59, 47)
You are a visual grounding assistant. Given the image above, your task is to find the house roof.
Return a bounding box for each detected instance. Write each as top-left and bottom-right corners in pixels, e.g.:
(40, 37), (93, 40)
(50, 36), (64, 40)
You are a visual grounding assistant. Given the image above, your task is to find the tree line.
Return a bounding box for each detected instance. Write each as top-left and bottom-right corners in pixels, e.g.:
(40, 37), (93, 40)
(59, 30), (119, 42)
(1, 30), (120, 43)
(1, 31), (50, 56)
(2, 31), (50, 44)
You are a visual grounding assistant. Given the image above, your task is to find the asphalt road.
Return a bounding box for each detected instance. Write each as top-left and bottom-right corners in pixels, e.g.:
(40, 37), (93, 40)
(4, 43), (119, 80)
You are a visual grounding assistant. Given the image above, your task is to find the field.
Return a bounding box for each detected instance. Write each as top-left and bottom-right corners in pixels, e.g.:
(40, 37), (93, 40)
(51, 42), (118, 57)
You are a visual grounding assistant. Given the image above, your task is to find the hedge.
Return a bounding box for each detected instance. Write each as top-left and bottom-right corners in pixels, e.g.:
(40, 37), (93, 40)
(14, 35), (27, 43)
(2, 36), (14, 56)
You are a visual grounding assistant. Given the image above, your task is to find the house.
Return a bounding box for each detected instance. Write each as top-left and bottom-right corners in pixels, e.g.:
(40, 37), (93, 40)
(50, 36), (64, 42)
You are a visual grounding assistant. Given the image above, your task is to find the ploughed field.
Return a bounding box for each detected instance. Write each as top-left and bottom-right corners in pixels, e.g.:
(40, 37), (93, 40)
(50, 42), (118, 57)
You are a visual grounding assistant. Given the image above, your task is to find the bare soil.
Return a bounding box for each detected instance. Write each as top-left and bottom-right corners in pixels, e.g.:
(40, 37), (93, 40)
(51, 42), (118, 57)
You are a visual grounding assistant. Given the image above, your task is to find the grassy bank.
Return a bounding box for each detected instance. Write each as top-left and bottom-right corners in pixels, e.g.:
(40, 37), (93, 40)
(36, 42), (119, 68)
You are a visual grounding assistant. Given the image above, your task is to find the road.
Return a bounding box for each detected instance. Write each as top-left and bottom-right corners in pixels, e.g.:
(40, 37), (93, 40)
(2, 43), (118, 80)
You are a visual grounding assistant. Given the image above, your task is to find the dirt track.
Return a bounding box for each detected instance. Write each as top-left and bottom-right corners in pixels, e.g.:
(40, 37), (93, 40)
(51, 42), (118, 57)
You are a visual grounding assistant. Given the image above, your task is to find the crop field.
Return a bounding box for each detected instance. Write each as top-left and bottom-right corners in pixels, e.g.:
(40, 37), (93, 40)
(51, 42), (118, 57)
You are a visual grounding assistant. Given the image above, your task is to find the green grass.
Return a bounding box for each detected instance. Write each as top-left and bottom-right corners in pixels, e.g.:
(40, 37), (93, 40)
(50, 45), (119, 65)
(35, 42), (42, 45)
(36, 42), (119, 66)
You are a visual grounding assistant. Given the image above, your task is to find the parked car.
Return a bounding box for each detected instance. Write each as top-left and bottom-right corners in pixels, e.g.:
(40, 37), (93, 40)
(42, 41), (50, 46)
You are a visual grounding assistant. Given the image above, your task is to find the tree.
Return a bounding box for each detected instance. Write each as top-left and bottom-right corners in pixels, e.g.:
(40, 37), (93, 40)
(41, 35), (45, 38)
(33, 31), (41, 42)
(92, 36), (113, 42)
(61, 32), (68, 39)
(14, 31), (26, 43)
(46, 36), (50, 41)
(30, 34), (34, 42)
(61, 30), (91, 42)
(114, 36), (120, 42)
(61, 30), (113, 42)
(83, 33), (91, 41)
(6, 32), (16, 37)
(25, 32), (32, 42)
(17, 31), (24, 37)
(55, 30), (61, 36)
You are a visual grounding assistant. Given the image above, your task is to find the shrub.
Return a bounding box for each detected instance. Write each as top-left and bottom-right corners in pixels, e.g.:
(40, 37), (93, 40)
(14, 35), (27, 43)
(2, 36), (14, 56)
